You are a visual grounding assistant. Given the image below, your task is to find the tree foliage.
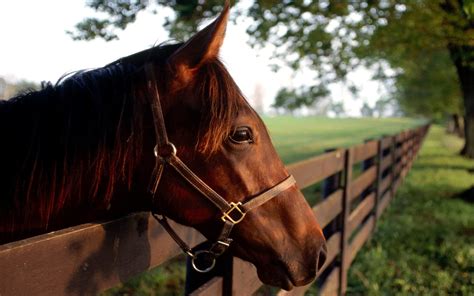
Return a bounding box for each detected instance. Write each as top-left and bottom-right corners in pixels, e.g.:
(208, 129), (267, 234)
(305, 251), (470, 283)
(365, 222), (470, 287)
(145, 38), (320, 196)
(329, 101), (345, 117)
(68, 0), (226, 41)
(0, 77), (40, 100)
(356, 1), (467, 121)
(391, 50), (463, 121)
(360, 102), (374, 118)
(72, 0), (474, 156)
(272, 85), (329, 113)
(71, 1), (469, 110)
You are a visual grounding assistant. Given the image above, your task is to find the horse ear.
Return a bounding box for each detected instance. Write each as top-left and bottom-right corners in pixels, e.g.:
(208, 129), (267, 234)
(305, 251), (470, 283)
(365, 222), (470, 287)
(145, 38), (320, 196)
(168, 1), (230, 80)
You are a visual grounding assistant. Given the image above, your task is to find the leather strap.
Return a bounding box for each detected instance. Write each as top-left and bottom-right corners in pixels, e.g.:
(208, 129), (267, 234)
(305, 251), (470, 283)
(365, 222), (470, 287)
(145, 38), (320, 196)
(242, 175), (296, 212)
(209, 221), (234, 256)
(145, 64), (169, 195)
(152, 213), (194, 257)
(168, 152), (295, 221)
(167, 154), (231, 211)
(145, 65), (169, 147)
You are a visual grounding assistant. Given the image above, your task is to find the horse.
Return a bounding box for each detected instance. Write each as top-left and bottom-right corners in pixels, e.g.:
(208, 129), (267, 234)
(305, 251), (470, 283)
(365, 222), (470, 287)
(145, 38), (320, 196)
(0, 3), (326, 290)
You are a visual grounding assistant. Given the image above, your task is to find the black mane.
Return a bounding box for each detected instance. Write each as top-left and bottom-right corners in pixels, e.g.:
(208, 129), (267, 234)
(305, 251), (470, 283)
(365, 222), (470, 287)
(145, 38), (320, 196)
(0, 41), (246, 242)
(0, 44), (181, 238)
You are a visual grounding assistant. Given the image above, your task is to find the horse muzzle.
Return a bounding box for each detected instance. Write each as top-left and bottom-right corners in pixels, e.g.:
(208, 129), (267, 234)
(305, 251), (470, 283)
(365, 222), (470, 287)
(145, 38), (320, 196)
(256, 238), (327, 290)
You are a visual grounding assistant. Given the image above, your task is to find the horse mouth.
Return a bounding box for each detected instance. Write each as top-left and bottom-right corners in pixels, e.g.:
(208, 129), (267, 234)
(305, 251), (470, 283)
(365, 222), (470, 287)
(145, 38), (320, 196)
(256, 260), (315, 291)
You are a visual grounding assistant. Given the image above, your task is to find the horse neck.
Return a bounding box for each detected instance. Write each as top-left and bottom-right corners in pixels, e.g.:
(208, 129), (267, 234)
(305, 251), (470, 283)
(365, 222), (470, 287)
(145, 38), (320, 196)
(0, 69), (151, 240)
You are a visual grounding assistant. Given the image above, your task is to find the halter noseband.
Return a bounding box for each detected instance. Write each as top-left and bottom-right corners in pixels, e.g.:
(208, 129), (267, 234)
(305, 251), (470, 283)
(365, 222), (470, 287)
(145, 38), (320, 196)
(145, 64), (296, 272)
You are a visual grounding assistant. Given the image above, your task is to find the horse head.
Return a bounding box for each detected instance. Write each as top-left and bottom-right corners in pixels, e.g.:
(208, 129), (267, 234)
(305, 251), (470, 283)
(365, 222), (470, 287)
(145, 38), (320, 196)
(142, 4), (327, 290)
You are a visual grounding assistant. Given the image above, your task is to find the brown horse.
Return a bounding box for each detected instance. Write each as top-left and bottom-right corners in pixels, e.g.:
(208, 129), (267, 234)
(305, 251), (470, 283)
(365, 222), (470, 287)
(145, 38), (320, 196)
(0, 3), (326, 290)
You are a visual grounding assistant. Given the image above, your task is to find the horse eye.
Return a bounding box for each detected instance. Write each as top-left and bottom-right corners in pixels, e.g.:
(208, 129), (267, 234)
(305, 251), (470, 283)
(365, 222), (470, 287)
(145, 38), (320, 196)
(230, 127), (253, 144)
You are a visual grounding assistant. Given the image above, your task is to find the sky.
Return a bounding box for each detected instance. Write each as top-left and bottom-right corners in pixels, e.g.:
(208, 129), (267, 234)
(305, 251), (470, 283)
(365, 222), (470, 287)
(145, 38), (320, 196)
(0, 1), (384, 115)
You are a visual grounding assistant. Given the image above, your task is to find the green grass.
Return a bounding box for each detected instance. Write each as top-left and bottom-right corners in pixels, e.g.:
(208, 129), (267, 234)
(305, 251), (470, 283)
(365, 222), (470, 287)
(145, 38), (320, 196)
(346, 125), (474, 295)
(103, 117), (474, 295)
(102, 257), (187, 296)
(267, 116), (424, 206)
(265, 116), (424, 163)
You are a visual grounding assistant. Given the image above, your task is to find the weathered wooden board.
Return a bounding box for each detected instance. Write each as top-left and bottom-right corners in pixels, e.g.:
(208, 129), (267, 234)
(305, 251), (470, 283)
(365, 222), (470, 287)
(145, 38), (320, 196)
(350, 166), (377, 201)
(379, 174), (392, 195)
(0, 213), (204, 296)
(381, 136), (393, 150)
(319, 232), (341, 275)
(380, 154), (392, 172)
(313, 189), (343, 229)
(287, 149), (345, 189)
(347, 193), (375, 235)
(352, 141), (378, 164)
(346, 216), (375, 267)
(231, 258), (263, 295)
(319, 267), (340, 296)
(376, 191), (391, 218)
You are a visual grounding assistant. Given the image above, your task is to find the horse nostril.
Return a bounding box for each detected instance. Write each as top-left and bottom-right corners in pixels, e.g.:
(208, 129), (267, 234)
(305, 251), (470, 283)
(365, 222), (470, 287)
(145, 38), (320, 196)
(317, 243), (328, 271)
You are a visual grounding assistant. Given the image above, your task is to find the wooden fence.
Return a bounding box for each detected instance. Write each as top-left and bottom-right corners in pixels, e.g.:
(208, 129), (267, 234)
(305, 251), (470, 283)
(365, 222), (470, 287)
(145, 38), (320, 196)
(0, 124), (430, 296)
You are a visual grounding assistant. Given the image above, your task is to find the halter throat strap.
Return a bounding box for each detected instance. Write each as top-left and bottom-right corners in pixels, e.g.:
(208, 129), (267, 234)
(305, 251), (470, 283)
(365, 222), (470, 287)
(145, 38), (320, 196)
(144, 64), (296, 272)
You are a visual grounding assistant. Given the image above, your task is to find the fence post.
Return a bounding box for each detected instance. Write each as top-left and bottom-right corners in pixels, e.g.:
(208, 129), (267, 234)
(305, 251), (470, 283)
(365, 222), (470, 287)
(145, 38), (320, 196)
(400, 132), (406, 178)
(408, 132), (412, 169)
(415, 128), (419, 158)
(403, 131), (409, 175)
(389, 135), (397, 201)
(406, 131), (410, 164)
(419, 126), (425, 153)
(361, 139), (375, 201)
(185, 244), (233, 296)
(416, 126), (422, 159)
(373, 137), (383, 229)
(406, 131), (411, 170)
(408, 130), (414, 169)
(339, 148), (353, 296)
(322, 148), (343, 238)
(416, 127), (421, 156)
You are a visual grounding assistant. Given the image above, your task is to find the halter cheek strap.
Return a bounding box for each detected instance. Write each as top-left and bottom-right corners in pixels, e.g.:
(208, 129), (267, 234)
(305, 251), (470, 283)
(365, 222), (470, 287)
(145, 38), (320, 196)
(145, 64), (296, 273)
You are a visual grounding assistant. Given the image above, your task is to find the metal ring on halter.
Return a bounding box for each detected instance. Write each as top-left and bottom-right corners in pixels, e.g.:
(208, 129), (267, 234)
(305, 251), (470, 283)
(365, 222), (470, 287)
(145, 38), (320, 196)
(154, 143), (177, 158)
(191, 250), (217, 273)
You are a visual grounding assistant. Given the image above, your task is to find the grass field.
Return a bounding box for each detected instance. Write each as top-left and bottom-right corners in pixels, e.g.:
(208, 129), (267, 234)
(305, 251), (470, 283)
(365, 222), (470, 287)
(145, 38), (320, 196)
(265, 116), (424, 163)
(104, 117), (474, 295)
(347, 125), (474, 295)
(267, 116), (424, 206)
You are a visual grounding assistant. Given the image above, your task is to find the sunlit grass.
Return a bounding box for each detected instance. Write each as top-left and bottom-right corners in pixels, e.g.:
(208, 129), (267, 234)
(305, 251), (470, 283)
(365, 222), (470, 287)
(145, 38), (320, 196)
(264, 116), (424, 163)
(347, 126), (474, 295)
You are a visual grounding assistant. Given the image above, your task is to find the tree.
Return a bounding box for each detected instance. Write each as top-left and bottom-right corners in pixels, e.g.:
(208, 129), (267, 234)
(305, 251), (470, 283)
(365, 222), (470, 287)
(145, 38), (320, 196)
(360, 102), (374, 117)
(329, 101), (345, 117)
(0, 77), (39, 100)
(272, 86), (329, 114)
(67, 1), (224, 42)
(389, 50), (462, 121)
(356, 1), (474, 155)
(71, 1), (474, 157)
(251, 83), (264, 114)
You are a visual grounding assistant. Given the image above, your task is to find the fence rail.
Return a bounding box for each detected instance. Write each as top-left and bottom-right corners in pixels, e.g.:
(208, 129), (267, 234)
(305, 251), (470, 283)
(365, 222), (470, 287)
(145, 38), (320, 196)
(0, 124), (430, 296)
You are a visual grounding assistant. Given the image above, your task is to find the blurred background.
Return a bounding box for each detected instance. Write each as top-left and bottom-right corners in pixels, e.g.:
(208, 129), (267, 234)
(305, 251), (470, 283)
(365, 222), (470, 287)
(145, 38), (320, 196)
(1, 0), (437, 118)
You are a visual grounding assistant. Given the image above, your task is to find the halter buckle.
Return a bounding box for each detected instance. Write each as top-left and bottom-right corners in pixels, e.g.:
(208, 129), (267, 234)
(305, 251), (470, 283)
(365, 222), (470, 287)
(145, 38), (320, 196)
(154, 143), (177, 159)
(221, 202), (246, 224)
(191, 250), (216, 273)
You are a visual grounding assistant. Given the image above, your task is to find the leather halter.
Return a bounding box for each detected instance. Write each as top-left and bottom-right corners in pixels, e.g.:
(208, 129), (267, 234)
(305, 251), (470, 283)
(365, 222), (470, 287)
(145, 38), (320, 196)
(144, 64), (296, 272)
